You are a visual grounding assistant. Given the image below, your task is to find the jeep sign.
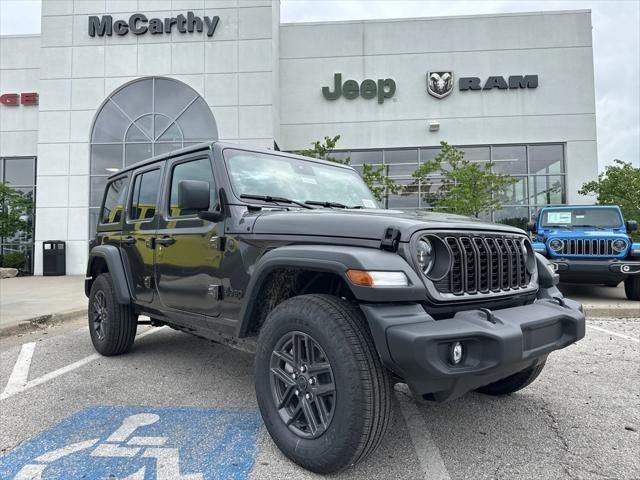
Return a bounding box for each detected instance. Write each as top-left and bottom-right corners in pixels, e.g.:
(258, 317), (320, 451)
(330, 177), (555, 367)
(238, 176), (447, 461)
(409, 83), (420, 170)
(88, 12), (220, 37)
(322, 73), (396, 104)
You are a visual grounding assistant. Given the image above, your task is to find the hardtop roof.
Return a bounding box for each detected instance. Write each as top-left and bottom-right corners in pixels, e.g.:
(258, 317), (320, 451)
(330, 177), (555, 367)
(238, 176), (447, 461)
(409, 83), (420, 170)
(107, 141), (355, 180)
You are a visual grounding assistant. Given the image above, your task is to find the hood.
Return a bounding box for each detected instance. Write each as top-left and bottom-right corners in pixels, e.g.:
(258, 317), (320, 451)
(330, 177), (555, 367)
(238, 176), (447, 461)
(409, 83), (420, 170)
(250, 208), (525, 242)
(540, 228), (628, 239)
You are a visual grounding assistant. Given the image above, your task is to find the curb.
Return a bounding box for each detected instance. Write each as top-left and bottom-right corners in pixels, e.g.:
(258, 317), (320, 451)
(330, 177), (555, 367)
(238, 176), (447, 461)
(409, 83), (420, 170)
(583, 306), (640, 319)
(0, 308), (87, 338)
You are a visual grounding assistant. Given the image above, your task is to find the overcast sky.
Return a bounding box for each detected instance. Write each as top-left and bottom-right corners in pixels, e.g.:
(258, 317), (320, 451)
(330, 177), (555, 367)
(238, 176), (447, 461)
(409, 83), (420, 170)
(1, 0), (638, 170)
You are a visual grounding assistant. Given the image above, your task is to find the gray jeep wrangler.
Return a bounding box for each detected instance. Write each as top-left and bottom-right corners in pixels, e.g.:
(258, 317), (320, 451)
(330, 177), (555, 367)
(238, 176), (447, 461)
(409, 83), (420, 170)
(86, 142), (585, 473)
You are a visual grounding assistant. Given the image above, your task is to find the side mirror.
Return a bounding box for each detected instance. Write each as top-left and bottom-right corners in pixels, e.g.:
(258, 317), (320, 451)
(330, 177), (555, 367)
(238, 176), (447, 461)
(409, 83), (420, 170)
(527, 221), (537, 233)
(178, 180), (210, 212)
(197, 187), (228, 223)
(626, 220), (638, 232)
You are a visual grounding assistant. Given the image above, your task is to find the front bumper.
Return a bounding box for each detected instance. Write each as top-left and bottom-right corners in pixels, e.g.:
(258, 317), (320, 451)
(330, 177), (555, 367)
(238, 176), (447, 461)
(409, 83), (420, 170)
(361, 295), (585, 402)
(549, 258), (640, 283)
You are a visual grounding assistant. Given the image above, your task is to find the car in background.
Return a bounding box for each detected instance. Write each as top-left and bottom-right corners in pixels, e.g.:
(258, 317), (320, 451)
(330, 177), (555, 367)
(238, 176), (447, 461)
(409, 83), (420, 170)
(528, 205), (640, 300)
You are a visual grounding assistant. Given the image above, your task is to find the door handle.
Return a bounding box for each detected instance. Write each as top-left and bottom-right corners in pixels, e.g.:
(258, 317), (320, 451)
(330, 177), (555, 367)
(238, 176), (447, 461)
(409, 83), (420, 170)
(156, 236), (176, 247)
(121, 236), (136, 245)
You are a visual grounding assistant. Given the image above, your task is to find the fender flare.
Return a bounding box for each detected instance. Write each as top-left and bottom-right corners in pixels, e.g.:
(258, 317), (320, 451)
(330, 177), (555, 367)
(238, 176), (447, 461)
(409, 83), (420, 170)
(237, 244), (425, 337)
(85, 245), (132, 304)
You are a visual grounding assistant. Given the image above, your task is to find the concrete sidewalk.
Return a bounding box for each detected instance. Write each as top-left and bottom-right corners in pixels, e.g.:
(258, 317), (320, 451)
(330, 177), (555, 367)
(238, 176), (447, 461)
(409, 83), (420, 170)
(0, 276), (87, 334)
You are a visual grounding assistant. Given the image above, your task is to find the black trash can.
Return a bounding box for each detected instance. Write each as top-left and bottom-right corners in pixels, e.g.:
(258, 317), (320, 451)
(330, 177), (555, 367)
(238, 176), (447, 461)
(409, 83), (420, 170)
(43, 241), (66, 276)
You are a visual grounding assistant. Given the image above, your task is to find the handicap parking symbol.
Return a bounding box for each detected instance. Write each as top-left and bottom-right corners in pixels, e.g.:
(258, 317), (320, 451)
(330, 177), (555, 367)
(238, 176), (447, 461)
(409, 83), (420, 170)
(0, 406), (262, 480)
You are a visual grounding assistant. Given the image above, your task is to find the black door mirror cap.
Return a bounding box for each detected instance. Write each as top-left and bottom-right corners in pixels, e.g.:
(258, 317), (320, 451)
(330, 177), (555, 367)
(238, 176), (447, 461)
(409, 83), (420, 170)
(198, 210), (224, 222)
(178, 180), (210, 212)
(197, 188), (228, 223)
(626, 220), (638, 232)
(527, 221), (537, 232)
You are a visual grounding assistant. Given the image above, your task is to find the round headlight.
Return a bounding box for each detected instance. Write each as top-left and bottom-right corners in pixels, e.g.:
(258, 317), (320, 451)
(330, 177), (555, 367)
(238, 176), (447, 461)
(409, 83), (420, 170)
(549, 239), (564, 252)
(416, 238), (434, 275)
(612, 239), (627, 253)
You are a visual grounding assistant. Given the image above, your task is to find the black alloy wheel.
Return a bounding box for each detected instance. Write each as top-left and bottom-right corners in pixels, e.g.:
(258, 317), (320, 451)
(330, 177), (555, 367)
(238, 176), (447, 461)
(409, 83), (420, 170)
(88, 273), (138, 356)
(90, 290), (108, 341)
(270, 331), (336, 439)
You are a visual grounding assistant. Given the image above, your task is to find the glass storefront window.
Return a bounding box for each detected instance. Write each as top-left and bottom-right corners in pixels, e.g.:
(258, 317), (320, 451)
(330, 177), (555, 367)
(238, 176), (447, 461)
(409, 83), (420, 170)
(460, 146), (490, 167)
(528, 175), (565, 205)
(491, 145), (527, 174)
(529, 144), (564, 174)
(387, 181), (418, 209)
(89, 77), (218, 237)
(494, 206), (529, 230)
(350, 150), (382, 166)
(496, 176), (528, 205)
(1, 157), (36, 274)
(3, 158), (35, 186)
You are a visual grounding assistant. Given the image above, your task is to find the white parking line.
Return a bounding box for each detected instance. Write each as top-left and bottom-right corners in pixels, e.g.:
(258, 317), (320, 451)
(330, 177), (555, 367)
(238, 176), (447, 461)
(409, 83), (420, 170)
(587, 324), (639, 343)
(2, 342), (36, 398)
(0, 328), (163, 401)
(395, 387), (451, 480)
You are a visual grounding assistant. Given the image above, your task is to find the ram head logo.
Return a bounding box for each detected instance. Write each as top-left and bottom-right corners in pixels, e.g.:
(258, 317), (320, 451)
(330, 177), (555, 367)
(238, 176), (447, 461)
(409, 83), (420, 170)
(427, 71), (454, 99)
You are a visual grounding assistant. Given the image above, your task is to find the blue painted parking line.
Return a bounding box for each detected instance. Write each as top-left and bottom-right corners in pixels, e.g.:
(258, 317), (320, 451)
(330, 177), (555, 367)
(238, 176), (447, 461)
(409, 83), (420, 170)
(0, 406), (262, 480)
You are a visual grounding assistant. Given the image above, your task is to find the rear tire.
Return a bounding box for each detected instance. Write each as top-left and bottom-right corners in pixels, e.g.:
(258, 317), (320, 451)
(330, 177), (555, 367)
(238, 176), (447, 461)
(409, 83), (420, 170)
(624, 276), (640, 300)
(88, 273), (137, 356)
(476, 361), (546, 396)
(254, 294), (391, 474)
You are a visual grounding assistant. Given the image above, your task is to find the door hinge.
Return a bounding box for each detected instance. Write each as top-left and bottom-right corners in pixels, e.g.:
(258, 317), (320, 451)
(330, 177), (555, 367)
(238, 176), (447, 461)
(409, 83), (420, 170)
(207, 284), (223, 300)
(209, 236), (226, 251)
(143, 276), (154, 289)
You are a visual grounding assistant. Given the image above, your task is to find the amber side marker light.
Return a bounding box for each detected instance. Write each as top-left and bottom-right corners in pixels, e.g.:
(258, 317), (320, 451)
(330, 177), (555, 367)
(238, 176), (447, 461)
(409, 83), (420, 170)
(346, 270), (409, 287)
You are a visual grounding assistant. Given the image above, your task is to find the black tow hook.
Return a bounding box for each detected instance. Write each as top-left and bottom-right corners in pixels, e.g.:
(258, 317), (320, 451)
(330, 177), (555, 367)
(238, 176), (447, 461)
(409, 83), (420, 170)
(552, 296), (566, 307)
(479, 308), (497, 324)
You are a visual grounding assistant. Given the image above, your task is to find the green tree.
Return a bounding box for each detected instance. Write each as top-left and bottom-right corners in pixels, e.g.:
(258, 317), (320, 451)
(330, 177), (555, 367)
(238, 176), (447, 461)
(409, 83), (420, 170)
(579, 159), (640, 239)
(0, 182), (33, 240)
(296, 135), (401, 202)
(412, 141), (517, 218)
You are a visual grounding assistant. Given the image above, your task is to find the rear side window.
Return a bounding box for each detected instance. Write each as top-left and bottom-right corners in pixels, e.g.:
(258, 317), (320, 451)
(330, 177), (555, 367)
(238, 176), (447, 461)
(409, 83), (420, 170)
(100, 177), (129, 224)
(129, 169), (161, 221)
(168, 158), (216, 217)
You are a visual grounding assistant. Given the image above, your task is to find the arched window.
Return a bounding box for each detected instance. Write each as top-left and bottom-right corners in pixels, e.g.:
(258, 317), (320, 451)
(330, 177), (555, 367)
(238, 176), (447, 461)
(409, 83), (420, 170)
(89, 77), (218, 235)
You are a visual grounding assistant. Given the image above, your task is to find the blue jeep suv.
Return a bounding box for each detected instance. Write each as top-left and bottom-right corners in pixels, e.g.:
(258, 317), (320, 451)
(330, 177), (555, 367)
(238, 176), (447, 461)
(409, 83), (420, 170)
(528, 205), (640, 300)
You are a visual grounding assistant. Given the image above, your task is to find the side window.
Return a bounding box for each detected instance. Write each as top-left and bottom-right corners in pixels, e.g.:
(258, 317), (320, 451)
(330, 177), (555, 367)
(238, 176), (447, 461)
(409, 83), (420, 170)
(100, 177), (129, 224)
(168, 158), (216, 217)
(129, 169), (161, 221)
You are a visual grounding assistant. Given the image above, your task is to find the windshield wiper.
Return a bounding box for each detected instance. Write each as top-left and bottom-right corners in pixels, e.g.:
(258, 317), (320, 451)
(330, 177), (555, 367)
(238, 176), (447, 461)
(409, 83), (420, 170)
(543, 225), (572, 229)
(305, 200), (364, 209)
(240, 194), (314, 210)
(305, 200), (347, 208)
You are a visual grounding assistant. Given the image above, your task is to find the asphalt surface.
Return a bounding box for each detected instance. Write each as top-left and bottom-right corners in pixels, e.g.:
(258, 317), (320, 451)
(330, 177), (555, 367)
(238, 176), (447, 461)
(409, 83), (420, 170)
(0, 315), (638, 479)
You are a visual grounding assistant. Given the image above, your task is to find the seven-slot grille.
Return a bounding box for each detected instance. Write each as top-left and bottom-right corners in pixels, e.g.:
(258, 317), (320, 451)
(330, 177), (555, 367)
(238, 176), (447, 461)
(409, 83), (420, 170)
(551, 238), (619, 256)
(434, 233), (531, 296)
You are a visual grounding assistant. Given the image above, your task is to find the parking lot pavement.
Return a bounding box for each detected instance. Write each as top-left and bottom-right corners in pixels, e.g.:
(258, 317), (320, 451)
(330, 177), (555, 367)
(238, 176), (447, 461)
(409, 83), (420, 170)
(1, 316), (638, 479)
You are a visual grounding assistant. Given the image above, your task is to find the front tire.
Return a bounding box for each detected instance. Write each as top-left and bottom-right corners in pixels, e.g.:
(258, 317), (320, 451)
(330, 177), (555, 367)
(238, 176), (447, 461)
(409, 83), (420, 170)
(624, 276), (640, 300)
(255, 294), (391, 474)
(476, 361), (546, 396)
(88, 273), (137, 356)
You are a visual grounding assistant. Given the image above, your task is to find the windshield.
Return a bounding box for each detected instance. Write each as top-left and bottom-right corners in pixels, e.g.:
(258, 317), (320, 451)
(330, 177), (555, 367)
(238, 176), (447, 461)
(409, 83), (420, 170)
(223, 149), (378, 208)
(541, 208), (622, 228)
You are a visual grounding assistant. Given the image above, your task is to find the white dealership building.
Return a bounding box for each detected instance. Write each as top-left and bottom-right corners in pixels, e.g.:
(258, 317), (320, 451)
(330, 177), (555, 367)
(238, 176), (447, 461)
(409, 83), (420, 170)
(0, 1), (597, 275)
